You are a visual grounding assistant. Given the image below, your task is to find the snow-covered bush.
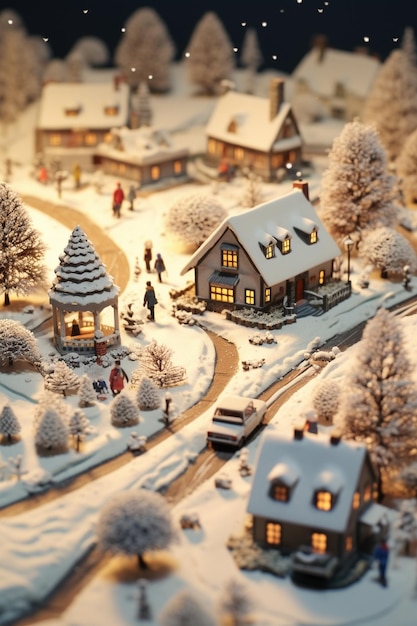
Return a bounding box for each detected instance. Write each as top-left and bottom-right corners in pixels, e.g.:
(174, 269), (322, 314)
(218, 578), (254, 626)
(34, 407), (69, 454)
(240, 170), (263, 208)
(127, 432), (147, 452)
(158, 587), (217, 626)
(44, 360), (80, 396)
(135, 376), (161, 411)
(68, 409), (91, 452)
(0, 319), (40, 367)
(78, 373), (97, 407)
(97, 490), (176, 569)
(312, 379), (341, 425)
(0, 404), (21, 443)
(110, 392), (140, 427)
(164, 193), (227, 252)
(360, 226), (417, 276)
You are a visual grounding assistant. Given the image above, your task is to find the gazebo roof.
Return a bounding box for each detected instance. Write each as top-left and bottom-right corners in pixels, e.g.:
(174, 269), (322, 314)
(49, 226), (120, 308)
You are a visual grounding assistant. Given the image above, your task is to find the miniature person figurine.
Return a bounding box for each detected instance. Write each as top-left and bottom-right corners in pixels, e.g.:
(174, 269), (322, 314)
(164, 391), (172, 416)
(143, 280), (157, 321)
(374, 539), (389, 587)
(402, 265), (411, 291)
(144, 240), (153, 272)
(112, 182), (124, 218)
(128, 185), (136, 211)
(109, 359), (129, 396)
(38, 165), (48, 184)
(73, 162), (81, 189)
(154, 253), (166, 283)
(71, 318), (81, 336)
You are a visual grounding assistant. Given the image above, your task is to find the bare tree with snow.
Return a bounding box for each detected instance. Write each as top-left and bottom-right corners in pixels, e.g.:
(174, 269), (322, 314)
(362, 49), (417, 164)
(241, 27), (263, 94)
(0, 183), (46, 306)
(218, 578), (254, 626)
(165, 193), (227, 252)
(240, 169), (263, 208)
(135, 376), (161, 411)
(360, 226), (417, 278)
(335, 308), (417, 501)
(34, 407), (69, 454)
(97, 490), (176, 569)
(68, 408), (91, 452)
(69, 36), (109, 67)
(396, 127), (417, 205)
(312, 378), (341, 426)
(78, 373), (97, 408)
(44, 360), (80, 397)
(0, 319), (40, 367)
(158, 587), (217, 626)
(186, 12), (235, 96)
(110, 392), (140, 427)
(139, 340), (186, 388)
(114, 7), (175, 93)
(0, 404), (21, 444)
(319, 120), (397, 246)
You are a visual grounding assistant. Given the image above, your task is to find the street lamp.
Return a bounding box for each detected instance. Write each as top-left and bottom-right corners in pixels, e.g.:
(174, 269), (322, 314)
(343, 236), (354, 284)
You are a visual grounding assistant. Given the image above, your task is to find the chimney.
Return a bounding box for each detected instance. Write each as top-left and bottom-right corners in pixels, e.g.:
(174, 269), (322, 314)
(293, 425), (304, 441)
(311, 34), (328, 63)
(270, 78), (285, 120)
(292, 181), (309, 200)
(330, 430), (342, 446)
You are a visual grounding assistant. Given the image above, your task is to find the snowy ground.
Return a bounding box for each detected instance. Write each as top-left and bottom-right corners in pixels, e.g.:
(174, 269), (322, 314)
(1, 63), (417, 625)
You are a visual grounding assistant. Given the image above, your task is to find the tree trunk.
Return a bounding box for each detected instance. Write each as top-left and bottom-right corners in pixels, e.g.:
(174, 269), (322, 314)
(137, 553), (148, 570)
(4, 291), (9, 306)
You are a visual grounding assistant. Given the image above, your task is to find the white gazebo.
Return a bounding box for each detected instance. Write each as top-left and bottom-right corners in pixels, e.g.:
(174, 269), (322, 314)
(49, 226), (120, 354)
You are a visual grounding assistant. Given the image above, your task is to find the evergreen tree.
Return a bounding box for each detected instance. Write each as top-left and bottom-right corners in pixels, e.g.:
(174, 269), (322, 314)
(186, 12), (235, 95)
(44, 360), (80, 397)
(97, 490), (176, 569)
(240, 27), (263, 94)
(335, 308), (417, 501)
(159, 588), (217, 626)
(68, 408), (91, 452)
(0, 183), (46, 305)
(114, 7), (175, 93)
(135, 376), (161, 411)
(78, 373), (97, 407)
(360, 226), (417, 277)
(33, 391), (71, 428)
(401, 27), (417, 69)
(0, 404), (20, 443)
(110, 392), (139, 427)
(396, 127), (417, 204)
(34, 407), (69, 453)
(0, 319), (40, 366)
(362, 49), (417, 163)
(320, 120), (397, 246)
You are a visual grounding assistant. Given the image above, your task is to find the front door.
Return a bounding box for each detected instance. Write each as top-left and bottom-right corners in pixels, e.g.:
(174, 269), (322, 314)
(295, 277), (304, 301)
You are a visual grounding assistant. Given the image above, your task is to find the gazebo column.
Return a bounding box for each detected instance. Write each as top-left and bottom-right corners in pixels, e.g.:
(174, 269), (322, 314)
(58, 308), (66, 340)
(93, 310), (100, 333)
(113, 304), (120, 333)
(52, 306), (59, 337)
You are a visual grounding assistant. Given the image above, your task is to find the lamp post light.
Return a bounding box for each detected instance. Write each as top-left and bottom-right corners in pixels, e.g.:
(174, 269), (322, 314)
(343, 236), (354, 285)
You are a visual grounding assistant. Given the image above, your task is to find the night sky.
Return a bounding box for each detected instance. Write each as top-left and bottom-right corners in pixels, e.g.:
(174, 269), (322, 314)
(6, 0), (417, 73)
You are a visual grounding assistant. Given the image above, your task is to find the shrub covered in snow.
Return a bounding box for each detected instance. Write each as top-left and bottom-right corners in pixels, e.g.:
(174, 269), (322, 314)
(218, 578), (254, 626)
(68, 409), (92, 452)
(78, 373), (97, 407)
(312, 378), (341, 425)
(164, 193), (227, 252)
(158, 587), (217, 626)
(34, 407), (69, 454)
(110, 392), (140, 427)
(360, 226), (417, 276)
(135, 376), (161, 411)
(0, 404), (21, 444)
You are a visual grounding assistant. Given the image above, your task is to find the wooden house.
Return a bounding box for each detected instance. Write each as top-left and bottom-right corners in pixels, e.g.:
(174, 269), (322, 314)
(205, 78), (303, 181)
(247, 428), (390, 577)
(181, 182), (341, 312)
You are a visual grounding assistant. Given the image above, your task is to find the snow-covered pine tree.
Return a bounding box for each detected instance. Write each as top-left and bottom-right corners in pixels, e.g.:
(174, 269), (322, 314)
(68, 408), (91, 452)
(33, 390), (71, 429)
(360, 226), (417, 277)
(140, 340), (186, 388)
(164, 193), (227, 252)
(110, 392), (139, 427)
(0, 319), (40, 367)
(97, 490), (176, 569)
(158, 587), (217, 626)
(186, 12), (235, 95)
(136, 376), (161, 411)
(362, 49), (417, 163)
(0, 184), (47, 306)
(44, 360), (80, 397)
(240, 27), (263, 94)
(396, 127), (417, 205)
(401, 26), (417, 67)
(78, 373), (97, 407)
(34, 407), (69, 454)
(218, 578), (254, 626)
(114, 7), (175, 92)
(312, 378), (341, 425)
(319, 120), (397, 246)
(0, 404), (21, 443)
(335, 308), (417, 501)
(240, 169), (263, 208)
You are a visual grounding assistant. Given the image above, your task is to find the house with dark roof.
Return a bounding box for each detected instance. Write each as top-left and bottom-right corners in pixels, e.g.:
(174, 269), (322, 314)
(181, 181), (341, 312)
(247, 428), (390, 578)
(205, 78), (303, 181)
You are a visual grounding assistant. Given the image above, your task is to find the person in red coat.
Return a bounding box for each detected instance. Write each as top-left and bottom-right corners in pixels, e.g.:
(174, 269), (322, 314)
(109, 360), (129, 396)
(112, 182), (124, 218)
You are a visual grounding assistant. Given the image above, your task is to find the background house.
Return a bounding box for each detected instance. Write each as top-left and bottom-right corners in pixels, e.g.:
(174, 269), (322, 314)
(181, 181), (341, 312)
(205, 78), (303, 181)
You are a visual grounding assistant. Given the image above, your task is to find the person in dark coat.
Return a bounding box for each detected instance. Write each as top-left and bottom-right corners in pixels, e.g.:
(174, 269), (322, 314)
(373, 539), (389, 587)
(127, 185), (136, 211)
(144, 240), (153, 272)
(154, 253), (166, 283)
(143, 281), (158, 321)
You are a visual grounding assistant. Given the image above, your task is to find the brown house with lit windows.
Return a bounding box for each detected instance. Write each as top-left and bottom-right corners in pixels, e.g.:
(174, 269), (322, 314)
(205, 78), (303, 181)
(181, 182), (340, 312)
(35, 81), (131, 168)
(247, 428), (390, 578)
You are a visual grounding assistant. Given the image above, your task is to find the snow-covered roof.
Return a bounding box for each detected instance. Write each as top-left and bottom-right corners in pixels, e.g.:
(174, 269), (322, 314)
(49, 226), (120, 306)
(95, 126), (189, 165)
(247, 429), (374, 533)
(37, 82), (130, 130)
(293, 47), (381, 98)
(181, 186), (341, 287)
(205, 91), (302, 153)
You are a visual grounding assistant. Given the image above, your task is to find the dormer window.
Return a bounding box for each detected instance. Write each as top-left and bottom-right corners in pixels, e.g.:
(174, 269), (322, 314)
(281, 237), (291, 254)
(65, 106), (81, 116)
(294, 217), (319, 245)
(315, 490), (333, 511)
(310, 229), (318, 244)
(228, 118), (238, 133)
(265, 243), (274, 259)
(268, 460), (299, 503)
(271, 483), (289, 502)
(104, 105), (119, 116)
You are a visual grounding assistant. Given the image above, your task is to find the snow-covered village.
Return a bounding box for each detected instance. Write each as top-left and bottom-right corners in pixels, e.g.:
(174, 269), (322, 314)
(2, 3), (417, 625)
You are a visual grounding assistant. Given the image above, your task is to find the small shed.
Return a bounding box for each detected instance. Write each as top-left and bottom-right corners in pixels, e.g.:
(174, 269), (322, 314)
(49, 226), (120, 354)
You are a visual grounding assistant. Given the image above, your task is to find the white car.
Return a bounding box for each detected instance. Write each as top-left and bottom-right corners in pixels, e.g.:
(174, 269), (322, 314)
(207, 395), (267, 448)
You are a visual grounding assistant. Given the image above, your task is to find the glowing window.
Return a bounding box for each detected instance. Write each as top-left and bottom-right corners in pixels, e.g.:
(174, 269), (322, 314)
(319, 270), (325, 285)
(311, 532), (327, 554)
(174, 160), (183, 174)
(364, 484), (371, 502)
(151, 165), (160, 180)
(49, 134), (61, 146)
(65, 107), (80, 116)
(272, 485), (288, 502)
(208, 139), (217, 154)
(221, 248), (238, 269)
(245, 289), (255, 305)
(352, 492), (360, 509)
(265, 244), (274, 259)
(265, 288), (271, 303)
(210, 285), (234, 303)
(85, 133), (97, 146)
(104, 132), (113, 143)
(345, 536), (353, 551)
(310, 230), (318, 244)
(234, 147), (244, 161)
(281, 238), (291, 254)
(104, 105), (119, 116)
(266, 522), (281, 545)
(315, 491), (333, 511)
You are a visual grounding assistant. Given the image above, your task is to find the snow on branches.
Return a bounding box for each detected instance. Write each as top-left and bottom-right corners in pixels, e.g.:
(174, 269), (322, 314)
(0, 319), (40, 367)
